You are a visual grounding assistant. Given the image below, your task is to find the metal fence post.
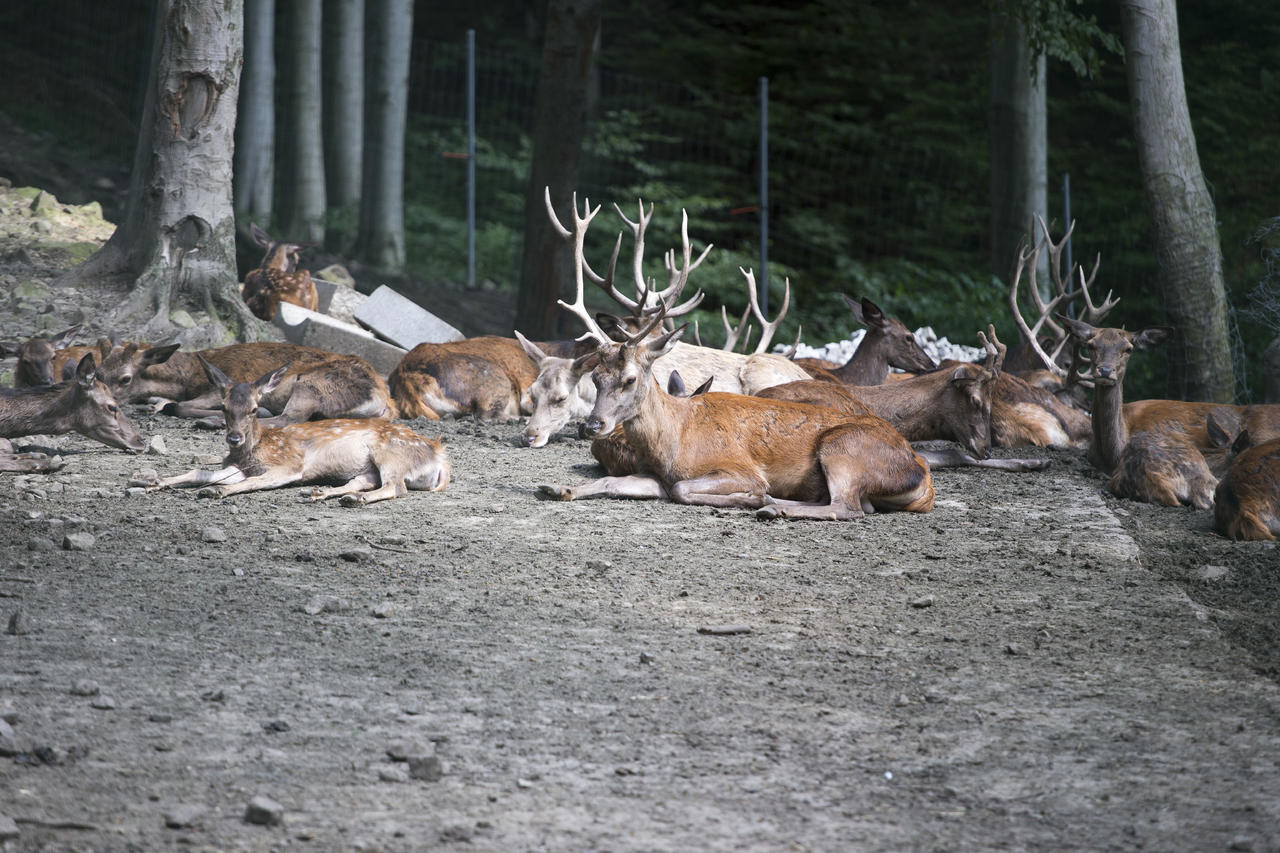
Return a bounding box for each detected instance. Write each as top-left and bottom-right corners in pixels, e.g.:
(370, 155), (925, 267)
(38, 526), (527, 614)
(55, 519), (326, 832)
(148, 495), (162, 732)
(467, 29), (477, 288)
(759, 76), (769, 316)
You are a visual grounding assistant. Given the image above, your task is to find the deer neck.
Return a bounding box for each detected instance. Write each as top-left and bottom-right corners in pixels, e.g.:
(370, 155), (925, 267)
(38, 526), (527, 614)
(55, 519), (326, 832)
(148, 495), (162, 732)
(851, 379), (935, 440)
(621, 378), (685, 473)
(1090, 379), (1128, 473)
(832, 334), (889, 385)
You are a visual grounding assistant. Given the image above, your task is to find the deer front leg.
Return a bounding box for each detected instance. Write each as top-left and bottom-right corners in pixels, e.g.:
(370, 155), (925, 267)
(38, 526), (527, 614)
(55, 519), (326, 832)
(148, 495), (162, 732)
(198, 470), (304, 498)
(668, 470), (768, 508)
(538, 475), (669, 501)
(155, 465), (246, 491)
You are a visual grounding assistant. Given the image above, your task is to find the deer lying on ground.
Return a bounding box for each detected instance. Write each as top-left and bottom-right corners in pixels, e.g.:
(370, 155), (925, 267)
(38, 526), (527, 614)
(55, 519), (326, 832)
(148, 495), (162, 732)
(517, 191), (808, 447)
(387, 335), (568, 422)
(2, 325), (83, 386)
(589, 370), (713, 476)
(536, 198), (934, 521)
(147, 359), (449, 503)
(1, 353), (146, 465)
(792, 295), (936, 384)
(241, 223), (318, 321)
(1213, 432), (1280, 541)
(98, 341), (393, 426)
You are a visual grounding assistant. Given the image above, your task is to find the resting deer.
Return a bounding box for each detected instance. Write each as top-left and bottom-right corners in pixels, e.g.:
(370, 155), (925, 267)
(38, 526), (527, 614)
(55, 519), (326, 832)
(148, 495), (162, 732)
(241, 223), (319, 321)
(792, 295), (936, 384)
(97, 341), (393, 426)
(2, 325), (82, 386)
(148, 359), (450, 504)
(1, 353), (146, 462)
(1213, 432), (1280, 541)
(536, 197), (934, 521)
(517, 190), (808, 447)
(589, 370), (713, 476)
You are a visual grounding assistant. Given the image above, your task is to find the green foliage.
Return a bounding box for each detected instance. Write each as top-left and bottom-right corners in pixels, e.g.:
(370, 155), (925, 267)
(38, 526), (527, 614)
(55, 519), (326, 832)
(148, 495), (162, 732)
(993, 0), (1123, 78)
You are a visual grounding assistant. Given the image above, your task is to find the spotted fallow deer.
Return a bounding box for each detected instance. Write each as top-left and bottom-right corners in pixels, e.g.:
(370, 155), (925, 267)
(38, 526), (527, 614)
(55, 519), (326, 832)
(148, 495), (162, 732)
(148, 358), (449, 504)
(241, 223), (319, 321)
(536, 195), (934, 521)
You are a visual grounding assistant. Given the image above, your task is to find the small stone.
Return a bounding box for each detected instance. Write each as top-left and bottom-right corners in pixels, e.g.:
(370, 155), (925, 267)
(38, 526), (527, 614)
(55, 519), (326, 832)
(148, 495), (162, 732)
(90, 695), (116, 710)
(909, 594), (935, 609)
(243, 795), (284, 826)
(0, 813), (18, 842)
(200, 526), (227, 543)
(378, 766), (410, 783)
(27, 536), (56, 552)
(6, 610), (33, 635)
(1005, 643), (1023, 656)
(408, 755), (444, 782)
(262, 719), (290, 733)
(372, 602), (394, 619)
(125, 487), (147, 497)
(62, 531), (95, 551)
(70, 679), (100, 696)
(516, 778), (535, 789)
(163, 804), (204, 829)
(386, 741), (423, 762)
(301, 595), (348, 616)
(0, 718), (18, 756)
(145, 435), (168, 456)
(639, 652), (654, 665)
(894, 693), (912, 707)
(232, 567), (245, 577)
(696, 624), (752, 636)
(1196, 564), (1230, 582)
(148, 713), (173, 723)
(339, 546), (373, 563)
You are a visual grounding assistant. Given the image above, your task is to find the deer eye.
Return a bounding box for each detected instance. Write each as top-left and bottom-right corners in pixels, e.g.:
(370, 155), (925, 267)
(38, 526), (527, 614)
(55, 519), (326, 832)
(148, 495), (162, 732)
(623, 377), (636, 388)
(119, 374), (132, 385)
(107, 403), (119, 415)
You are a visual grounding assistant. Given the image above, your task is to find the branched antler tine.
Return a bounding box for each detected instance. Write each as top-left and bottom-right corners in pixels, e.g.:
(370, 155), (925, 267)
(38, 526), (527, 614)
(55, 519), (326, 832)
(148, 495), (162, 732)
(624, 290), (671, 347)
(552, 194), (612, 347)
(721, 303), (751, 352)
(614, 199), (654, 307)
(976, 324), (1007, 374)
(740, 269), (790, 355)
(691, 318), (704, 348)
(545, 186), (609, 287)
(1077, 254), (1118, 324)
(1009, 234), (1068, 378)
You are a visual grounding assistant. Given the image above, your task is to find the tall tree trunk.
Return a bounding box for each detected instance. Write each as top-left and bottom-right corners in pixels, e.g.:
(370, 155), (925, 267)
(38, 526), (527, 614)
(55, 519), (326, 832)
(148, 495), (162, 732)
(1121, 0), (1234, 402)
(277, 0), (327, 243)
(323, 0), (364, 251)
(234, 0), (275, 227)
(57, 0), (272, 347)
(988, 10), (1047, 285)
(354, 0), (411, 272)
(514, 0), (603, 340)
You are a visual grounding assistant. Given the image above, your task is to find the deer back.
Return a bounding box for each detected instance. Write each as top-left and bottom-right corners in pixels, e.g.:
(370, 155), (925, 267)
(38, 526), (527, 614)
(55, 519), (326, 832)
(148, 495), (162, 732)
(1213, 437), (1280, 541)
(388, 336), (539, 421)
(841, 364), (996, 457)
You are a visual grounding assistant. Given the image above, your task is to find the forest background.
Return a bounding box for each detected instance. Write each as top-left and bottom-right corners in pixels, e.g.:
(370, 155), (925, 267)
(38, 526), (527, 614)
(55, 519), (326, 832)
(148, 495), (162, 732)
(0, 0), (1276, 401)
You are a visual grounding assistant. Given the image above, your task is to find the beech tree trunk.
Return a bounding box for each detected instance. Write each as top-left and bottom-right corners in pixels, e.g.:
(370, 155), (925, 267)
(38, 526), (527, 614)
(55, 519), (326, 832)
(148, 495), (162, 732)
(514, 0), (603, 340)
(277, 0), (327, 243)
(1121, 0), (1234, 402)
(234, 0), (275, 227)
(354, 0), (411, 272)
(58, 0), (272, 347)
(323, 0), (364, 251)
(988, 10), (1047, 285)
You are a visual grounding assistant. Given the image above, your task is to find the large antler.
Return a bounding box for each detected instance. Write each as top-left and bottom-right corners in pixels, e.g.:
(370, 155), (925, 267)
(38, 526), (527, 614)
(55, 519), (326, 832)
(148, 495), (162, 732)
(544, 188), (618, 347)
(612, 202), (709, 326)
(738, 268), (791, 354)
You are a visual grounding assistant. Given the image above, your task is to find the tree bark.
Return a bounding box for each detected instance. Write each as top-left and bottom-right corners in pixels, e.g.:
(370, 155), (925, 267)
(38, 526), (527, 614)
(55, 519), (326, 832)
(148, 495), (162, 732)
(988, 10), (1047, 285)
(234, 0), (275, 226)
(277, 0), (327, 243)
(354, 0), (411, 272)
(323, 0), (364, 251)
(514, 0), (603, 340)
(57, 0), (272, 347)
(1121, 0), (1234, 402)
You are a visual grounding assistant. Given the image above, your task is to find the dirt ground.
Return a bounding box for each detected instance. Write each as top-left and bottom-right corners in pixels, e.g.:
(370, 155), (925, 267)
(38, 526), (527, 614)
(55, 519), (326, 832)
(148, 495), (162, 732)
(2, 180), (1280, 852)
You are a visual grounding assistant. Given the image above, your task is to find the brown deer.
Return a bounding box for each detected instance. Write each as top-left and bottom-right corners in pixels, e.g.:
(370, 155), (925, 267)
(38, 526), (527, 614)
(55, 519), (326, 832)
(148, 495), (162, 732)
(97, 341), (393, 427)
(241, 223), (319, 321)
(2, 325), (82, 386)
(517, 191), (807, 447)
(792, 295), (936, 384)
(1213, 433), (1280, 541)
(589, 370), (713, 476)
(1, 353), (145, 456)
(148, 358), (449, 504)
(1106, 412), (1239, 510)
(536, 198), (934, 521)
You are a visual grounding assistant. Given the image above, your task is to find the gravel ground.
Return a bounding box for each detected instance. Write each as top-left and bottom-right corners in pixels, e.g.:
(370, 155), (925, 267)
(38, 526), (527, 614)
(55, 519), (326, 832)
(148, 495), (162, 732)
(1, 181), (1279, 852)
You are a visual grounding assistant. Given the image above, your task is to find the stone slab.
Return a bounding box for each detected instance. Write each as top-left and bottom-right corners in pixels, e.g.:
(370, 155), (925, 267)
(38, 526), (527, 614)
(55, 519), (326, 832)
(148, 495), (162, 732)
(353, 285), (464, 349)
(273, 302), (408, 376)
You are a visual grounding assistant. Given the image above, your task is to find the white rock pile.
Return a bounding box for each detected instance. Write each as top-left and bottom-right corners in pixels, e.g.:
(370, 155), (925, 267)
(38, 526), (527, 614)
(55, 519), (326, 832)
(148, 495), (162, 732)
(782, 327), (985, 366)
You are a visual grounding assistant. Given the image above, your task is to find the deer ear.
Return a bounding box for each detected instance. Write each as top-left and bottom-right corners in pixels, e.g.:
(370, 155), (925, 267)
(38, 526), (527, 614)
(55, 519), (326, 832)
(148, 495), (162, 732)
(198, 356), (233, 394)
(1206, 412), (1232, 448)
(949, 365), (978, 387)
(1133, 326), (1171, 349)
(595, 313), (628, 342)
(50, 324), (82, 349)
(690, 376), (714, 396)
(571, 351), (601, 375)
(1231, 429), (1253, 455)
(256, 364), (290, 395)
(0, 340), (18, 357)
(1055, 313), (1096, 341)
(74, 353), (98, 387)
(666, 370), (687, 396)
(140, 343), (181, 367)
(644, 323), (685, 360)
(513, 329), (548, 365)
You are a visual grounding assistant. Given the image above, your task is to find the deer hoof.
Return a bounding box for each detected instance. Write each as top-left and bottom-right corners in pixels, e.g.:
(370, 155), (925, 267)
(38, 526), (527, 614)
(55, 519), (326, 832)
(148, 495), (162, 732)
(537, 484), (574, 501)
(755, 505), (785, 520)
(338, 494), (365, 507)
(195, 486), (223, 499)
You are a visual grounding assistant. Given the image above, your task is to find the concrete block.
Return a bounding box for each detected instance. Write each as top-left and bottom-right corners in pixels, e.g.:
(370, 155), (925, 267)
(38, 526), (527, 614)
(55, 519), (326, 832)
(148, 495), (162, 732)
(354, 285), (464, 349)
(274, 302), (408, 376)
(312, 278), (366, 323)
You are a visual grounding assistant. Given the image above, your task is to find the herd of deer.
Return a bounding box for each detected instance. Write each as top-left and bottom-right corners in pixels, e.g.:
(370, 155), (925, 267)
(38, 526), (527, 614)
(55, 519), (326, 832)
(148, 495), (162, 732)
(1, 192), (1277, 538)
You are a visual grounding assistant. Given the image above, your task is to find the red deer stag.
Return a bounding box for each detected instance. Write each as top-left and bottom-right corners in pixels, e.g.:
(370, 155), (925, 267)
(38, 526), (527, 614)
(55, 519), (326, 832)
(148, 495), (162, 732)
(1213, 432), (1280, 541)
(148, 359), (449, 504)
(241, 223), (319, 321)
(97, 341), (393, 427)
(1, 353), (146, 465)
(517, 190), (808, 447)
(537, 198), (934, 521)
